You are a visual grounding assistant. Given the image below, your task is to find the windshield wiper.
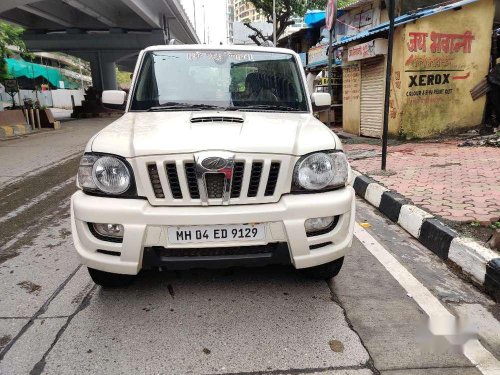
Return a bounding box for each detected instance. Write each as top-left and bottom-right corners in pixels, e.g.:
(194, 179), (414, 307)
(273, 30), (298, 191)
(147, 103), (226, 111)
(227, 104), (300, 112)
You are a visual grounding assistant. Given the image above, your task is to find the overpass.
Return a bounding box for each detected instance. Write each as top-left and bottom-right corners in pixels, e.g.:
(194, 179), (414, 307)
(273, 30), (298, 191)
(0, 0), (199, 91)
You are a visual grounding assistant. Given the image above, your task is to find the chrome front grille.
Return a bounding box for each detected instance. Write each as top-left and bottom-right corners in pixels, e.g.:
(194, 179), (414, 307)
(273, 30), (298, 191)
(137, 153), (292, 206)
(205, 173), (225, 199)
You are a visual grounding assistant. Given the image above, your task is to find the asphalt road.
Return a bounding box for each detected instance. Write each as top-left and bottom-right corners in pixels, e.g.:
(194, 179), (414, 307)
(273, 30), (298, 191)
(0, 119), (499, 375)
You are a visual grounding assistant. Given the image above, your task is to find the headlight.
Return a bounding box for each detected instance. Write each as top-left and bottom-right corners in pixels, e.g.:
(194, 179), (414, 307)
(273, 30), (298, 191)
(293, 151), (349, 191)
(78, 154), (132, 195)
(78, 154), (98, 190)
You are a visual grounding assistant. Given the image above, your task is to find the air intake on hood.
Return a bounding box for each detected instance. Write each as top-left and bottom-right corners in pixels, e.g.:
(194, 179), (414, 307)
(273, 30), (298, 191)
(190, 116), (244, 124)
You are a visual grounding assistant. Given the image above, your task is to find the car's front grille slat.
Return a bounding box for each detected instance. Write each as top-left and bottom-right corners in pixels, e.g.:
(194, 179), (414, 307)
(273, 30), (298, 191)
(147, 164), (165, 198)
(230, 162), (245, 198)
(247, 162), (263, 198)
(265, 162), (281, 196)
(165, 163), (183, 199)
(184, 162), (200, 199)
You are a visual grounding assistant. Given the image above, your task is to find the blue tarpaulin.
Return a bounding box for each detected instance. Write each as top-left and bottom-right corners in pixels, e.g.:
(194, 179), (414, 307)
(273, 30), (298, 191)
(304, 9), (346, 28)
(305, 10), (326, 27)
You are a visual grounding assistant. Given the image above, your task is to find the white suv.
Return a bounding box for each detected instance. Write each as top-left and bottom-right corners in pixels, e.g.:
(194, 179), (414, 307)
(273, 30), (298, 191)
(71, 45), (355, 287)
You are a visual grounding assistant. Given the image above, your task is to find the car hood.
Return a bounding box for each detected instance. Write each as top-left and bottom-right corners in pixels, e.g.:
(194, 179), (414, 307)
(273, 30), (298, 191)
(90, 111), (339, 157)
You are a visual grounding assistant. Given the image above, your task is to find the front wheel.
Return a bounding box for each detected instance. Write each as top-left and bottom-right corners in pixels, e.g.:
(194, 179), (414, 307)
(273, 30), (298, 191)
(304, 257), (344, 280)
(87, 267), (135, 288)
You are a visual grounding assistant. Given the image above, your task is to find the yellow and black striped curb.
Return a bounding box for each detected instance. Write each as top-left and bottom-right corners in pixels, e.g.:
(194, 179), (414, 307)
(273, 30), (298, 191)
(351, 169), (500, 302)
(0, 124), (30, 139)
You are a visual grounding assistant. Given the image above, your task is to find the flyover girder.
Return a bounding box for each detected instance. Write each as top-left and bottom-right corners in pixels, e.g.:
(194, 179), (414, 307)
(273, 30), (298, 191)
(0, 0), (197, 33)
(0, 0), (199, 91)
(16, 0), (114, 29)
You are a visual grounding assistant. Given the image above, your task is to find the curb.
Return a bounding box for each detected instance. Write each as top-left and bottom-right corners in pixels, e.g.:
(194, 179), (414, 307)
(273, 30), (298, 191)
(351, 170), (500, 302)
(71, 112), (122, 119)
(0, 124), (30, 139)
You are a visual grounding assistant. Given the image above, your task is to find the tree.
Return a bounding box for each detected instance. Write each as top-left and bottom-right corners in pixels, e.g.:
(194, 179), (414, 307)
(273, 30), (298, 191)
(244, 0), (354, 45)
(116, 67), (133, 88)
(0, 21), (27, 80)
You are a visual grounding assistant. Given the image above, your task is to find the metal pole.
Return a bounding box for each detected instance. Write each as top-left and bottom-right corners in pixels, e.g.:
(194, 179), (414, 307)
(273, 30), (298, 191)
(273, 0), (277, 45)
(327, 28), (333, 126)
(31, 57), (39, 104)
(381, 0), (395, 170)
(35, 108), (41, 129)
(192, 0), (197, 31)
(203, 5), (206, 44)
(79, 58), (84, 89)
(44, 57), (54, 107)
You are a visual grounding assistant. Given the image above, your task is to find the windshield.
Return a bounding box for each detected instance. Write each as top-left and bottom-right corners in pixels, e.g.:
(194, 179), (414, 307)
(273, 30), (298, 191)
(130, 50), (309, 112)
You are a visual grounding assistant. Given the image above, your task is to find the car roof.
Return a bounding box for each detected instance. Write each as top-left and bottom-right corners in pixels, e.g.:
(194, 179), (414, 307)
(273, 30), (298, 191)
(143, 44), (297, 56)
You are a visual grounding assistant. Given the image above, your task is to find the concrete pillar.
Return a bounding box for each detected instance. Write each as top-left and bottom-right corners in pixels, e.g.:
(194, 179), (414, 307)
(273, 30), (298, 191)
(102, 61), (117, 90)
(89, 58), (102, 91)
(89, 53), (117, 92)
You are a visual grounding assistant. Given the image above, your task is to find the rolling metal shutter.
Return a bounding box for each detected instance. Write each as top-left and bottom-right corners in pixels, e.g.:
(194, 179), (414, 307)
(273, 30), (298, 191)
(360, 57), (385, 138)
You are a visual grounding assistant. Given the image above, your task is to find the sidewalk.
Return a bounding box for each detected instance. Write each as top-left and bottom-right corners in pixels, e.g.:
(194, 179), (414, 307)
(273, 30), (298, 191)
(0, 117), (111, 188)
(343, 136), (499, 243)
(0, 108), (74, 139)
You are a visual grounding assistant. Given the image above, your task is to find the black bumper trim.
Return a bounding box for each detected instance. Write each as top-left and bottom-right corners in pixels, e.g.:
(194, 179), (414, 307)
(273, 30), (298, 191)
(142, 243), (291, 270)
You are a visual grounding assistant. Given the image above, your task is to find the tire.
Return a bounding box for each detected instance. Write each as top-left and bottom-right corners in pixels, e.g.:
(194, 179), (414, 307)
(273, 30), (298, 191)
(304, 257), (344, 280)
(87, 267), (135, 288)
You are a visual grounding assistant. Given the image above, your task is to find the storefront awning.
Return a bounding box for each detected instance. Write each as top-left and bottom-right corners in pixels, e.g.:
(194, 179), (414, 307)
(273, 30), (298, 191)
(305, 10), (326, 27)
(331, 0), (479, 49)
(304, 9), (346, 28)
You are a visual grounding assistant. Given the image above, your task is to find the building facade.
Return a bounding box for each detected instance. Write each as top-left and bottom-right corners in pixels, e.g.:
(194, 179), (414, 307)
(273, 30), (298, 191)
(234, 0), (267, 22)
(340, 0), (495, 138)
(302, 0), (496, 138)
(228, 0), (235, 44)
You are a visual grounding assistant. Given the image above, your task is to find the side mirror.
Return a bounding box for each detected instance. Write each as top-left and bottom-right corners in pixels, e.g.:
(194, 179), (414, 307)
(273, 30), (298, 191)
(311, 92), (331, 111)
(102, 90), (127, 106)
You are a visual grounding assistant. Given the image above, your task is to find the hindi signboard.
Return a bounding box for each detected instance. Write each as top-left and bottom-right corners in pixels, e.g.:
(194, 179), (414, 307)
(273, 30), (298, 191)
(308, 43), (329, 66)
(347, 39), (388, 62)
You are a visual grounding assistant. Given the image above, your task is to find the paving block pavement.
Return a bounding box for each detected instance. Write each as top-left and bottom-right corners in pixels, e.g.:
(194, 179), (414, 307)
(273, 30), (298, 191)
(344, 140), (500, 225)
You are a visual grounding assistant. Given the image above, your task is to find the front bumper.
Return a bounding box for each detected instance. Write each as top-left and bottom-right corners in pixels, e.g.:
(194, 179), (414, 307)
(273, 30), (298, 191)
(71, 187), (355, 275)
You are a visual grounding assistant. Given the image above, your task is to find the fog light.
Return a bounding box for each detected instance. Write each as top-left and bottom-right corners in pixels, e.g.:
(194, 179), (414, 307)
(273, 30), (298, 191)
(305, 216), (335, 233)
(92, 223), (124, 239)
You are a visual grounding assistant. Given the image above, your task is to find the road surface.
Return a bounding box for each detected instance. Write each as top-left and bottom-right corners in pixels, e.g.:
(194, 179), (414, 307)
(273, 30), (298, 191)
(0, 118), (498, 375)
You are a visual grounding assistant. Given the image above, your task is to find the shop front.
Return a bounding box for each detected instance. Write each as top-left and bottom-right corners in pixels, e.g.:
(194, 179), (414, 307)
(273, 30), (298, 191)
(342, 39), (388, 137)
(307, 43), (344, 126)
(390, 0), (494, 138)
(340, 0), (495, 139)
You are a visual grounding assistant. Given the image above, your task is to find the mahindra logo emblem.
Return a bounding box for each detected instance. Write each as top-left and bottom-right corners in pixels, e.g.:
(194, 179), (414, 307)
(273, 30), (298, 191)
(201, 157), (227, 170)
(195, 152), (235, 205)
